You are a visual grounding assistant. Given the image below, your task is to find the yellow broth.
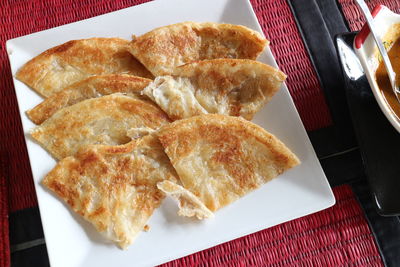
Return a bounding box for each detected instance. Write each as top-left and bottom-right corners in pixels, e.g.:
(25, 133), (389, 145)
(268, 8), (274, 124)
(376, 38), (400, 120)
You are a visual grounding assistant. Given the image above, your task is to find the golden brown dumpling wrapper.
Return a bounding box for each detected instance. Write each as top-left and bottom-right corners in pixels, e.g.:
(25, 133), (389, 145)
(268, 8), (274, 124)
(31, 94), (170, 160)
(157, 114), (300, 217)
(27, 74), (152, 124)
(143, 59), (286, 121)
(129, 22), (268, 76)
(16, 38), (153, 97)
(42, 134), (178, 249)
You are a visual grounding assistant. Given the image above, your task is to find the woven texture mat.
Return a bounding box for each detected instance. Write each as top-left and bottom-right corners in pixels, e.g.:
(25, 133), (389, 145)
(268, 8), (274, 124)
(339, 0), (400, 31)
(0, 161), (9, 267)
(0, 0), (381, 266)
(162, 185), (382, 266)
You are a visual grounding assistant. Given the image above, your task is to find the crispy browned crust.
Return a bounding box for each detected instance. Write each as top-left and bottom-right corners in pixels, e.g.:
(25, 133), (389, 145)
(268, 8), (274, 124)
(16, 38), (153, 97)
(42, 134), (178, 249)
(129, 22), (268, 76)
(27, 74), (152, 124)
(143, 59), (286, 121)
(157, 114), (300, 212)
(31, 94), (170, 160)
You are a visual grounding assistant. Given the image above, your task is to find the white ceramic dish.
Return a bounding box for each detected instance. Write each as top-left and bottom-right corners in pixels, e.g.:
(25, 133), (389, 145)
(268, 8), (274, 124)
(6, 0), (335, 266)
(354, 5), (400, 134)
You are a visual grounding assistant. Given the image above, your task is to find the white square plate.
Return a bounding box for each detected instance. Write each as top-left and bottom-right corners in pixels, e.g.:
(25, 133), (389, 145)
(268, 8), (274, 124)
(6, 0), (335, 266)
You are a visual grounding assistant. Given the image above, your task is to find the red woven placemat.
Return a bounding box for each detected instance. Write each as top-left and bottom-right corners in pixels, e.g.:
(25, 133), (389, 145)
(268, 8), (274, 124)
(0, 158), (10, 267)
(339, 0), (400, 31)
(162, 185), (383, 267)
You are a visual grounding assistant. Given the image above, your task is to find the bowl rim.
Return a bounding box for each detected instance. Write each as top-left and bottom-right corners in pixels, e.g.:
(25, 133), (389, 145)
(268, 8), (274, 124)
(353, 4), (400, 134)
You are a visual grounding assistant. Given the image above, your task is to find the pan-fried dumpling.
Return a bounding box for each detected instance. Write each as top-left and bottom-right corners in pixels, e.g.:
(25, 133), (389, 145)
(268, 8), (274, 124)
(157, 114), (300, 218)
(143, 59), (286, 121)
(129, 22), (268, 76)
(31, 94), (170, 160)
(16, 38), (153, 97)
(27, 74), (152, 124)
(42, 134), (178, 249)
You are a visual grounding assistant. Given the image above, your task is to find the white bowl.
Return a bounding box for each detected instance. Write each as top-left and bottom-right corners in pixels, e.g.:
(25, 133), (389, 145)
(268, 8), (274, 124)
(354, 5), (400, 134)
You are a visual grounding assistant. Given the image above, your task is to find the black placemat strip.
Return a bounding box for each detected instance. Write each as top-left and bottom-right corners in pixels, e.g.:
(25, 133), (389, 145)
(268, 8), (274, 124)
(9, 207), (44, 246)
(319, 148), (364, 187)
(11, 244), (49, 267)
(308, 126), (354, 157)
(9, 207), (50, 266)
(316, 0), (350, 38)
(288, 0), (357, 153)
(10, 238), (45, 253)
